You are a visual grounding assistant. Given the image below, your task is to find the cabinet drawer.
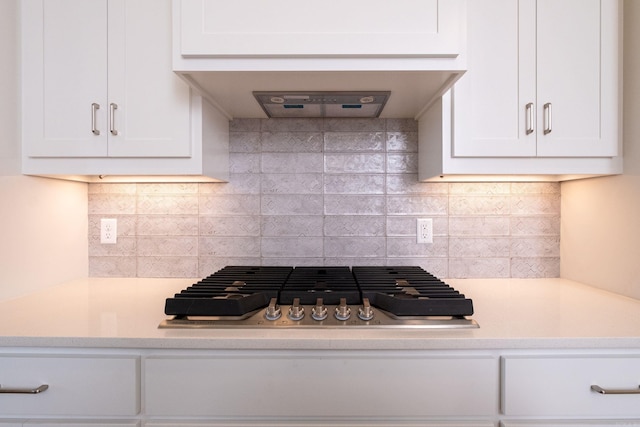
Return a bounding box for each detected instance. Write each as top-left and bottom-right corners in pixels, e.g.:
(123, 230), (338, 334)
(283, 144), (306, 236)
(0, 355), (140, 416)
(502, 356), (640, 417)
(145, 352), (498, 418)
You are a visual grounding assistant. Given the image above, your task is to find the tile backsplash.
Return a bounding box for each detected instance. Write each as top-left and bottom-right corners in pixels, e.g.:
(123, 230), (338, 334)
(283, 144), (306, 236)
(88, 118), (560, 278)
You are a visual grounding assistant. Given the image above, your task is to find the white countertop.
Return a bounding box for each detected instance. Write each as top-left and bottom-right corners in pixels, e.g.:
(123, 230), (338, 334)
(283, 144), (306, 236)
(1, 277), (639, 350)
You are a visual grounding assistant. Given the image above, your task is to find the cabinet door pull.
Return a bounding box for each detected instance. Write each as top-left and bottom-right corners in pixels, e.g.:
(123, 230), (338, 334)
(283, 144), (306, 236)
(91, 103), (100, 135)
(591, 384), (640, 395)
(543, 102), (552, 135)
(525, 103), (534, 135)
(0, 384), (49, 394)
(109, 103), (119, 135)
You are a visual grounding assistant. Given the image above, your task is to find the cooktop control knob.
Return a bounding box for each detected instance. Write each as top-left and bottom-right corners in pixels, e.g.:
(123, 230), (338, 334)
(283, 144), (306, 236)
(288, 297), (305, 321)
(265, 297), (282, 321)
(334, 298), (351, 321)
(311, 298), (328, 321)
(358, 298), (374, 321)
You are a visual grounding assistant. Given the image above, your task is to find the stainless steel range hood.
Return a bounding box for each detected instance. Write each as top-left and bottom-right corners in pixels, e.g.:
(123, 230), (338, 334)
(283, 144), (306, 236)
(253, 91), (391, 118)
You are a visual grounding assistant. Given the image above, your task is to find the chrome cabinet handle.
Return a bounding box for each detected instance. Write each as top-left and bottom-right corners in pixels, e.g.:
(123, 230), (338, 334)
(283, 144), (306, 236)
(543, 102), (552, 135)
(91, 103), (100, 135)
(0, 384), (49, 394)
(109, 103), (119, 135)
(525, 102), (535, 135)
(591, 385), (640, 395)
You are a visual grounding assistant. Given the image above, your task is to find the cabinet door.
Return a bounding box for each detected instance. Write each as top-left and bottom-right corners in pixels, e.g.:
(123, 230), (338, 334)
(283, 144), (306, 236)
(107, 0), (191, 157)
(22, 0), (109, 157)
(452, 0), (537, 158)
(536, 0), (619, 157)
(178, 0), (463, 57)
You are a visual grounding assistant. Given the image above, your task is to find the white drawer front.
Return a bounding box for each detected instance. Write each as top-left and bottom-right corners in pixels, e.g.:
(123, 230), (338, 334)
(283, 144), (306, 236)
(502, 356), (640, 417)
(0, 355), (140, 417)
(145, 353), (498, 418)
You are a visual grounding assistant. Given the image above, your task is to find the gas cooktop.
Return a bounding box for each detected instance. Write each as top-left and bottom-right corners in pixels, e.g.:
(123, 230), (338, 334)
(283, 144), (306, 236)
(160, 266), (478, 329)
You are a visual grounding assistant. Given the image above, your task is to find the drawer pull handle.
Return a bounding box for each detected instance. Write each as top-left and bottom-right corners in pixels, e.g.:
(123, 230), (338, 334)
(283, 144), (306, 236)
(591, 384), (640, 395)
(525, 102), (535, 135)
(91, 103), (100, 135)
(0, 384), (49, 394)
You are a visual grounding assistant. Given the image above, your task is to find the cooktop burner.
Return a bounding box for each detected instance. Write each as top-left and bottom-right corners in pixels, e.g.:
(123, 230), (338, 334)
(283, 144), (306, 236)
(160, 266), (478, 329)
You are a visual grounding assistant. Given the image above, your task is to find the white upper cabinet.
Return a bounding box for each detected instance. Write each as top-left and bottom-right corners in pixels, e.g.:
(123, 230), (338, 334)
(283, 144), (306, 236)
(419, 0), (622, 181)
(178, 0), (462, 58)
(453, 0), (619, 158)
(22, 0), (229, 181)
(23, 0), (191, 159)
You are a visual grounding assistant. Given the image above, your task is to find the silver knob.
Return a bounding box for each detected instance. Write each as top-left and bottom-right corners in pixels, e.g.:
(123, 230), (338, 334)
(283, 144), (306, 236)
(335, 298), (351, 321)
(358, 298), (374, 321)
(288, 297), (305, 321)
(265, 298), (282, 321)
(311, 298), (328, 321)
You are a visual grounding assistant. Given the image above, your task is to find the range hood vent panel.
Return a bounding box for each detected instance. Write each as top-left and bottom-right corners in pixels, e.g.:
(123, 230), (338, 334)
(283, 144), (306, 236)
(253, 91), (391, 118)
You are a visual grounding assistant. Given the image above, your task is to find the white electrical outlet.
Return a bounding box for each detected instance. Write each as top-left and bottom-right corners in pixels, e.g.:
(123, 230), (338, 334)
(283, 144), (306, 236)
(417, 218), (433, 244)
(100, 218), (117, 244)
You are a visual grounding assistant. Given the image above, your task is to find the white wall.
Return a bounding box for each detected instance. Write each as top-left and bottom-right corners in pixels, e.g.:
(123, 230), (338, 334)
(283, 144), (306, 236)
(0, 0), (88, 299)
(561, 0), (640, 299)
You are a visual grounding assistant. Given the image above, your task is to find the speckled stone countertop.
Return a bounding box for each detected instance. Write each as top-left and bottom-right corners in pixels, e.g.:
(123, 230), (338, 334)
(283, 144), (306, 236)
(0, 277), (639, 350)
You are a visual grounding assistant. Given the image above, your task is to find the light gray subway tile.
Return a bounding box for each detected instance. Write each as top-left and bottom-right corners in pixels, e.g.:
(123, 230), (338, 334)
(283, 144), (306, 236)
(200, 216), (261, 237)
(262, 237), (323, 258)
(386, 216), (448, 237)
(511, 194), (561, 215)
(200, 236), (261, 257)
(449, 217), (510, 236)
(511, 215), (561, 236)
(137, 256), (198, 277)
(262, 173), (323, 194)
(387, 237), (447, 258)
(511, 237), (560, 257)
(324, 132), (384, 152)
(265, 258), (325, 266)
(324, 174), (385, 195)
(449, 195), (510, 216)
(199, 194), (261, 216)
(230, 152), (261, 174)
(262, 216), (323, 237)
(88, 236), (136, 256)
(386, 118), (418, 132)
(324, 153), (385, 173)
(262, 194), (324, 215)
(449, 258), (511, 278)
(137, 236), (198, 257)
(89, 215), (136, 237)
(199, 175), (260, 195)
(511, 182), (560, 194)
(324, 216), (385, 237)
(262, 152), (324, 173)
(511, 257), (560, 278)
(199, 257), (262, 276)
(387, 195), (448, 215)
(229, 131), (261, 153)
(89, 256), (137, 277)
(137, 183), (198, 194)
(229, 118), (261, 132)
(88, 183), (137, 194)
(261, 118), (323, 132)
(137, 215), (198, 236)
(324, 237), (386, 258)
(261, 132), (323, 152)
(88, 194), (136, 215)
(387, 175), (448, 195)
(387, 153), (418, 173)
(137, 195), (198, 215)
(450, 182), (511, 195)
(324, 118), (385, 131)
(387, 132), (418, 152)
(324, 195), (385, 215)
(449, 237), (511, 258)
